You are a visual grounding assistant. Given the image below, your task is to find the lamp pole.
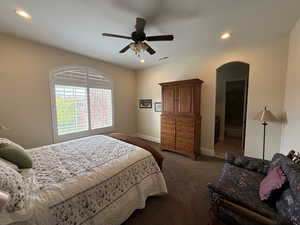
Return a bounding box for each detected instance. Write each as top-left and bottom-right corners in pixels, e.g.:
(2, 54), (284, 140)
(262, 121), (267, 162)
(254, 106), (279, 163)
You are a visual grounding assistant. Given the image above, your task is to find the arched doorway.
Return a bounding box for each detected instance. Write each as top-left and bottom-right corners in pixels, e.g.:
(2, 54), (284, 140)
(214, 61), (250, 158)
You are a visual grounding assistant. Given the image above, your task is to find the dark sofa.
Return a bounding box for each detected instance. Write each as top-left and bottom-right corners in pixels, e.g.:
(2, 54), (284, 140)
(208, 153), (300, 225)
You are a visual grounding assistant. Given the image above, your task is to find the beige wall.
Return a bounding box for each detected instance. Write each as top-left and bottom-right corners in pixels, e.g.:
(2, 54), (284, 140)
(0, 34), (137, 149)
(281, 18), (300, 154)
(136, 38), (288, 159)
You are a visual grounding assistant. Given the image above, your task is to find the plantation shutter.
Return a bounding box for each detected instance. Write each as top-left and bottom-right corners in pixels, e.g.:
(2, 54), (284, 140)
(55, 85), (89, 135)
(51, 67), (113, 140)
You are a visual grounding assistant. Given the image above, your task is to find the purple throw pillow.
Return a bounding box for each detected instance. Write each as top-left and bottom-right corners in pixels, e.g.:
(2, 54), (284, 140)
(259, 167), (286, 201)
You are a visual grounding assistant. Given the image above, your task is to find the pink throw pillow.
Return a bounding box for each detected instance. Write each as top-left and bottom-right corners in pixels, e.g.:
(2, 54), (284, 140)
(259, 167), (286, 201)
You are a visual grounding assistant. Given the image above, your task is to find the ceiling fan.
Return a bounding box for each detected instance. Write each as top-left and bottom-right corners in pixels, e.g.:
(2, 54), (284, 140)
(102, 17), (174, 57)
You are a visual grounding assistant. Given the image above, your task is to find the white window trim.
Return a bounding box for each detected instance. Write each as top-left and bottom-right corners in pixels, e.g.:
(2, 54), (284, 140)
(49, 66), (115, 143)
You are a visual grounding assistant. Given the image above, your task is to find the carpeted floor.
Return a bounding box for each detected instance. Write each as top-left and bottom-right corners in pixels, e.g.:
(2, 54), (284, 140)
(215, 137), (243, 159)
(123, 142), (224, 225)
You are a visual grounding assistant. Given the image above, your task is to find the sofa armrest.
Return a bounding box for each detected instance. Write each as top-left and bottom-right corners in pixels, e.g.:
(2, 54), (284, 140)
(225, 154), (270, 175)
(218, 198), (278, 225)
(208, 184), (282, 225)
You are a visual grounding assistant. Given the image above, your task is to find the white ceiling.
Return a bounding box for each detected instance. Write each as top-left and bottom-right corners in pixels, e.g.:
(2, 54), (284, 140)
(0, 0), (300, 70)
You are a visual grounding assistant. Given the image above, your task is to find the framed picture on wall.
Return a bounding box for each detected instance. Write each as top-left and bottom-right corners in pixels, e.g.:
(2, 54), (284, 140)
(154, 102), (162, 112)
(139, 99), (152, 108)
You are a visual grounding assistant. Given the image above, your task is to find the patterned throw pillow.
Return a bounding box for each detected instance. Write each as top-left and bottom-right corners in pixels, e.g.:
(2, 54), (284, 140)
(0, 160), (27, 212)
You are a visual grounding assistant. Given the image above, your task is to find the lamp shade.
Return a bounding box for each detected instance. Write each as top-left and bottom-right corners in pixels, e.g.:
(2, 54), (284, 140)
(254, 107), (278, 123)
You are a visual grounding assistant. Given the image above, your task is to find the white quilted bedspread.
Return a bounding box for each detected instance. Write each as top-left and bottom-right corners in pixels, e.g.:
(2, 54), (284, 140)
(6, 135), (167, 225)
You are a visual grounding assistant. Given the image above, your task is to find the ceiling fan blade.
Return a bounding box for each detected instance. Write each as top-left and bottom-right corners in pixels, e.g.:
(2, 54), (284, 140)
(143, 42), (156, 55)
(102, 33), (131, 39)
(135, 17), (146, 32)
(146, 35), (174, 41)
(119, 44), (131, 53)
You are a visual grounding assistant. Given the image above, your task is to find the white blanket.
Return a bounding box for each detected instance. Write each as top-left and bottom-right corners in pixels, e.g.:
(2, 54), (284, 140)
(7, 135), (167, 225)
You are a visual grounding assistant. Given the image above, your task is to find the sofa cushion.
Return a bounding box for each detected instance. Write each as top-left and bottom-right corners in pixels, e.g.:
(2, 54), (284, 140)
(228, 155), (269, 174)
(268, 153), (293, 174)
(276, 188), (295, 223)
(213, 163), (277, 219)
(275, 164), (300, 224)
(291, 202), (300, 225)
(284, 164), (300, 201)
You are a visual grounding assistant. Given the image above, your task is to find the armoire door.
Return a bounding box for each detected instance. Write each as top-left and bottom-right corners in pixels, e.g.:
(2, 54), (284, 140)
(176, 84), (194, 115)
(160, 115), (176, 150)
(162, 86), (176, 113)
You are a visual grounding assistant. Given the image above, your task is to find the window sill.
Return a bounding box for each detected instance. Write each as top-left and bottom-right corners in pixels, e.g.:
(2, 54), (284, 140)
(53, 126), (114, 143)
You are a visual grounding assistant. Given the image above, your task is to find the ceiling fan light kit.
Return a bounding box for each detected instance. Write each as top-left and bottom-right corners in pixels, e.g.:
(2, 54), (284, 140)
(103, 17), (174, 61)
(129, 42), (148, 55)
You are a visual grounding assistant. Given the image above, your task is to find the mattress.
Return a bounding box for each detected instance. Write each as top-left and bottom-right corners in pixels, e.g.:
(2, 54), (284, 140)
(6, 135), (167, 225)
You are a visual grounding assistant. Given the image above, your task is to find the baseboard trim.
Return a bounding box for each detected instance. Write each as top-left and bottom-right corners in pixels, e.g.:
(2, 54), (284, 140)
(201, 147), (215, 156)
(135, 133), (160, 143)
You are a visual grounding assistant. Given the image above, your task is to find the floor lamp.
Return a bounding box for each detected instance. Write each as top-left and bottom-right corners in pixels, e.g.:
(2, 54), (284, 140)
(254, 107), (278, 161)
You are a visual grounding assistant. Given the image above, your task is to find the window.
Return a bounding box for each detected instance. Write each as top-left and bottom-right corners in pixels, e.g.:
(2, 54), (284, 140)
(89, 88), (113, 129)
(55, 85), (89, 135)
(50, 67), (113, 142)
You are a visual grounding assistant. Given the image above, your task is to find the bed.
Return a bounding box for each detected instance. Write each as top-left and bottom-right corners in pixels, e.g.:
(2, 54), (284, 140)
(2, 135), (167, 225)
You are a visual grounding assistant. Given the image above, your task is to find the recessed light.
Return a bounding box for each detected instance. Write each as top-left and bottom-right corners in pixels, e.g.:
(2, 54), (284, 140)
(221, 32), (231, 40)
(15, 9), (32, 19)
(140, 59), (145, 63)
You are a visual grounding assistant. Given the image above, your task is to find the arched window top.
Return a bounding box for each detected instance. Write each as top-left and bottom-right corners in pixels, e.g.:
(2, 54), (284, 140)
(51, 66), (112, 89)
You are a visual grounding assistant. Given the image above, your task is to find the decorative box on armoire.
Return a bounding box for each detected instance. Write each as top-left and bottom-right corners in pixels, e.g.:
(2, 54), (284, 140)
(159, 79), (203, 160)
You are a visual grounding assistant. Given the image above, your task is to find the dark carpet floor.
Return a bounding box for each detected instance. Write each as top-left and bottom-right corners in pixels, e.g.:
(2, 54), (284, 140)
(123, 143), (224, 225)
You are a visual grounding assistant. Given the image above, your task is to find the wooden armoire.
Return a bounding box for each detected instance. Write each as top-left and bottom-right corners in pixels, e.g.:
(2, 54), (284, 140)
(159, 79), (203, 160)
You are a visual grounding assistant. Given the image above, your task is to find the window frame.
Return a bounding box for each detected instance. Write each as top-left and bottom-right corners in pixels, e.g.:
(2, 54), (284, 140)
(49, 66), (115, 143)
